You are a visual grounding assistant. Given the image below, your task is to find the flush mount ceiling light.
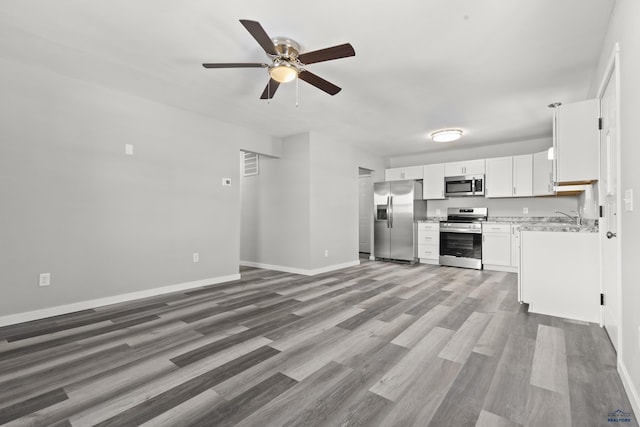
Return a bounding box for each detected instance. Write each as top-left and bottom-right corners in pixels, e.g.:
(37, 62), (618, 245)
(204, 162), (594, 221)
(431, 129), (463, 142)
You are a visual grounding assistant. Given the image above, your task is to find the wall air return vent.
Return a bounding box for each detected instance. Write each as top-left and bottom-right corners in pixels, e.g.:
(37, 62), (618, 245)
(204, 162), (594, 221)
(243, 151), (259, 177)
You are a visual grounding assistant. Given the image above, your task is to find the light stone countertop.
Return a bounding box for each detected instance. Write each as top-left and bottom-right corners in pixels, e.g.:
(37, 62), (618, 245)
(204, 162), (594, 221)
(416, 216), (599, 233)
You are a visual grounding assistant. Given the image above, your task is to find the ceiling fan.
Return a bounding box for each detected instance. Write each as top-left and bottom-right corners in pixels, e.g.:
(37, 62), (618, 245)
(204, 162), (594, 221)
(202, 19), (355, 99)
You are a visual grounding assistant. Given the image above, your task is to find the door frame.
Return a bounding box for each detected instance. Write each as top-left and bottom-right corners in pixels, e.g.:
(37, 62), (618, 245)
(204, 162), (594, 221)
(596, 42), (622, 356)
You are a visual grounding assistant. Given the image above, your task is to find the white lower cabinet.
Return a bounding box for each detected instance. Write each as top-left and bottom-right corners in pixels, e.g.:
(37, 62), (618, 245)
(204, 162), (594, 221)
(510, 225), (520, 269)
(417, 222), (439, 264)
(481, 223), (514, 271)
(519, 231), (600, 323)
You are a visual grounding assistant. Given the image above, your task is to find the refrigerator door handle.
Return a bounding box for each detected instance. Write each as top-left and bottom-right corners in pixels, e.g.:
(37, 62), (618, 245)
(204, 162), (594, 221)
(389, 196), (393, 228)
(385, 196), (390, 228)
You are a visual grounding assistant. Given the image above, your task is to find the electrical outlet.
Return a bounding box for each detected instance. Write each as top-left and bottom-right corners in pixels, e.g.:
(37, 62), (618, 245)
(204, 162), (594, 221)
(222, 178), (232, 187)
(436, 209), (441, 216)
(39, 273), (51, 287)
(324, 249), (329, 257)
(192, 252), (199, 263)
(125, 144), (134, 156)
(523, 207), (529, 214)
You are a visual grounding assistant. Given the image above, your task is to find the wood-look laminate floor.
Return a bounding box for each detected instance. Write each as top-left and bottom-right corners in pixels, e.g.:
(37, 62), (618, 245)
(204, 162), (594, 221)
(0, 261), (636, 427)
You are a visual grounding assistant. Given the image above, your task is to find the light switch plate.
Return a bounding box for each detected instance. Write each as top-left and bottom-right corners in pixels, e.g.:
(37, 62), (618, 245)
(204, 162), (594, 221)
(125, 144), (134, 156)
(39, 273), (51, 287)
(624, 189), (633, 211)
(523, 207), (529, 214)
(222, 178), (232, 186)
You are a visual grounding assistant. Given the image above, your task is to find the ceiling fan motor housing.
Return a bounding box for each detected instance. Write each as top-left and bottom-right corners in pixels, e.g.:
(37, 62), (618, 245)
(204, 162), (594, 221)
(271, 37), (301, 61)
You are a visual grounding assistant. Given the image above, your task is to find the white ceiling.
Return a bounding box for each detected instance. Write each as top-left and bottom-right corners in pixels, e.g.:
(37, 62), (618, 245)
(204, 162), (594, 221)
(0, 0), (615, 158)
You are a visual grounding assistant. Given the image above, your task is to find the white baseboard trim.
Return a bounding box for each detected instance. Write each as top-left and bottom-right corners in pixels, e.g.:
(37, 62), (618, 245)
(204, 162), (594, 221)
(483, 264), (518, 273)
(240, 260), (360, 276)
(619, 359), (640, 421)
(0, 274), (241, 328)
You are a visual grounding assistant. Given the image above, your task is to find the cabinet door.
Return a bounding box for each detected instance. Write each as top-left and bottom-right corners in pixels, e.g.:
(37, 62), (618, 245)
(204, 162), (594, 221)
(482, 232), (511, 266)
(533, 151), (554, 195)
(444, 162), (464, 177)
(511, 225), (520, 268)
(423, 164), (445, 199)
(385, 167), (422, 181)
(404, 166), (424, 180)
(444, 160), (485, 177)
(463, 159), (486, 175)
(513, 154), (533, 197)
(385, 168), (403, 181)
(556, 99), (599, 183)
(485, 157), (513, 198)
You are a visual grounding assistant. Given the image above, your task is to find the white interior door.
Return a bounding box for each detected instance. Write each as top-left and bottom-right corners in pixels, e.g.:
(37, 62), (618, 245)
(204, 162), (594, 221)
(358, 175), (372, 253)
(600, 62), (620, 351)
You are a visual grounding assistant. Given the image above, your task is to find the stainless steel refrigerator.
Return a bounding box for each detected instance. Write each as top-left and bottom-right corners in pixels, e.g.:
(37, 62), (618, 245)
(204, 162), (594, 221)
(374, 180), (427, 261)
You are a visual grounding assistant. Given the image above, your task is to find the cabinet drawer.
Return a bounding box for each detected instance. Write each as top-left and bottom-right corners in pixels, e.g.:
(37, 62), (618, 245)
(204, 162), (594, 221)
(482, 223), (511, 233)
(418, 222), (439, 232)
(418, 233), (439, 244)
(418, 244), (439, 260)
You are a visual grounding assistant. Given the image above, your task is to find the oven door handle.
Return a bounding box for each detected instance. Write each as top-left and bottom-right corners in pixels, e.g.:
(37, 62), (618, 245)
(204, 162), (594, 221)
(440, 228), (482, 234)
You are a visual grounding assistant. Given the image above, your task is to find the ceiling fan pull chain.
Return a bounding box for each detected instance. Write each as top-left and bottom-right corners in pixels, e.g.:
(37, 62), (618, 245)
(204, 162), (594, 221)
(296, 73), (299, 108)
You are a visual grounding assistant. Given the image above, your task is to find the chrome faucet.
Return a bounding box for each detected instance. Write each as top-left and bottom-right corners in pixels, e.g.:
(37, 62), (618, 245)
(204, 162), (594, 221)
(555, 210), (582, 226)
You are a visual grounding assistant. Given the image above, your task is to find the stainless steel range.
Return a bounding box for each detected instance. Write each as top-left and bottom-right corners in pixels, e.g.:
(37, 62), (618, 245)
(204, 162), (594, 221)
(439, 207), (488, 269)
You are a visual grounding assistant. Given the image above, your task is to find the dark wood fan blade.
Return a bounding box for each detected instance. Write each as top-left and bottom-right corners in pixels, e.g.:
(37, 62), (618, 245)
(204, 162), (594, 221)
(298, 70), (341, 95)
(239, 19), (278, 56)
(202, 63), (267, 68)
(260, 79), (280, 99)
(298, 43), (355, 65)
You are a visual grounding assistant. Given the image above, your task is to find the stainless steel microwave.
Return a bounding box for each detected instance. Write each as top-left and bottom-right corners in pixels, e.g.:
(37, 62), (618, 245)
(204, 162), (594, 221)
(444, 175), (485, 197)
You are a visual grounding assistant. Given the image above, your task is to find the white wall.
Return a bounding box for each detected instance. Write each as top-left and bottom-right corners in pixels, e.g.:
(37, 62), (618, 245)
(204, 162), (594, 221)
(240, 131), (385, 274)
(240, 133), (311, 270)
(592, 0), (640, 414)
(0, 57), (275, 318)
(309, 132), (384, 269)
(426, 196), (578, 219)
(388, 137), (552, 168)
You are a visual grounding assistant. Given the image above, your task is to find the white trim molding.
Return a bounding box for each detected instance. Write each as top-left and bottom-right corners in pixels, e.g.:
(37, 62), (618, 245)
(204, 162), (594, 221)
(240, 260), (360, 276)
(619, 360), (640, 422)
(0, 274), (240, 328)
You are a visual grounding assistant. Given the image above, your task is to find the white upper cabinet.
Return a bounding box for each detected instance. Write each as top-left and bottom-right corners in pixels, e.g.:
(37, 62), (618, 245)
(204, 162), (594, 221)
(486, 155), (533, 198)
(554, 99), (600, 184)
(485, 157), (513, 198)
(444, 159), (485, 177)
(513, 154), (533, 197)
(533, 150), (554, 196)
(422, 163), (445, 199)
(385, 165), (423, 181)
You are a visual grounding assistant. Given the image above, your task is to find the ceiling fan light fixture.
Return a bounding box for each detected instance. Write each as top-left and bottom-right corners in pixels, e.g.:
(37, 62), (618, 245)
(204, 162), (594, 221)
(269, 62), (298, 83)
(431, 129), (463, 142)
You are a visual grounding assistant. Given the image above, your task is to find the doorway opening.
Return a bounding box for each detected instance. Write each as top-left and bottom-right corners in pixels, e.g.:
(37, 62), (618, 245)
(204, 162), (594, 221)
(358, 167), (374, 260)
